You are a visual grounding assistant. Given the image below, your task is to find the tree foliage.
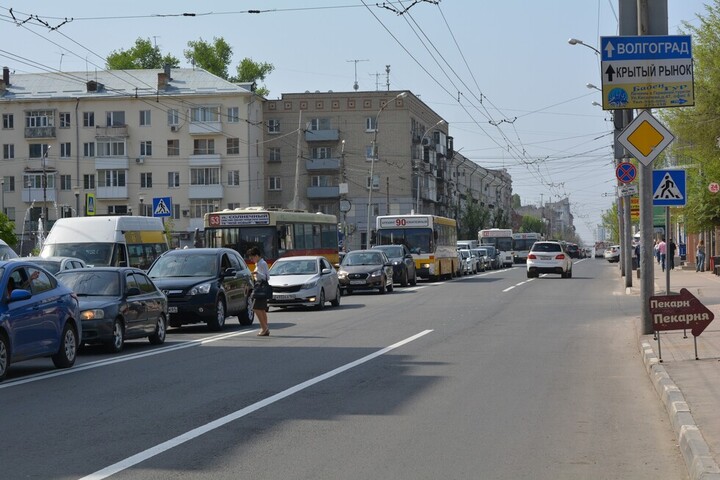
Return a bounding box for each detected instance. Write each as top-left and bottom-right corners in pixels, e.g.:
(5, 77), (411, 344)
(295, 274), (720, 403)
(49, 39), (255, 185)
(601, 203), (619, 244)
(519, 215), (546, 235)
(0, 214), (17, 248)
(234, 58), (275, 97)
(184, 37), (233, 80)
(459, 198), (489, 239)
(106, 38), (180, 70)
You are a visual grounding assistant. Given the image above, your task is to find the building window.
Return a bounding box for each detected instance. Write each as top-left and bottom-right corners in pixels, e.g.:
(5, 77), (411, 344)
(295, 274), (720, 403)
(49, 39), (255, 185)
(139, 110), (151, 126)
(83, 112), (95, 127)
(267, 119), (280, 133)
(60, 112), (71, 128)
(2, 114), (13, 129)
(311, 147), (332, 159)
(227, 107), (239, 123)
(190, 167), (220, 186)
(29, 143), (50, 158)
(189, 199), (218, 219)
(168, 171), (180, 188)
(60, 174), (72, 191)
(190, 106), (220, 123)
(2, 144), (14, 159)
(366, 145), (375, 161)
(311, 175), (331, 187)
(227, 202), (242, 210)
(141, 172), (152, 188)
(366, 117), (377, 131)
(25, 110), (54, 128)
(173, 204), (180, 220)
(83, 174), (95, 190)
(268, 176), (282, 191)
(167, 139), (179, 156)
(227, 170), (240, 186)
(25, 173), (55, 189)
(2, 176), (15, 192)
(367, 174), (380, 190)
(140, 140), (152, 156)
(60, 142), (71, 158)
(226, 138), (239, 155)
(310, 118), (330, 130)
(97, 139), (126, 157)
(3, 207), (14, 221)
(106, 111), (125, 126)
(83, 142), (95, 157)
(108, 205), (130, 215)
(167, 109), (180, 125)
(268, 147), (281, 163)
(99, 170), (126, 187)
(193, 139), (215, 155)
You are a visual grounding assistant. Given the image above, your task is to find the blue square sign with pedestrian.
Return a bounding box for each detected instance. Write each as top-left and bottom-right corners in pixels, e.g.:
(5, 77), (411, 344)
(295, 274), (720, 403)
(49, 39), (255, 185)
(652, 170), (686, 207)
(152, 197), (173, 217)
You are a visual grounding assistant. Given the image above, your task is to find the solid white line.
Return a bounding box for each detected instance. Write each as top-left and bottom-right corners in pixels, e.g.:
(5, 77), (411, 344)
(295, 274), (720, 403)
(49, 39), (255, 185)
(78, 329), (434, 480)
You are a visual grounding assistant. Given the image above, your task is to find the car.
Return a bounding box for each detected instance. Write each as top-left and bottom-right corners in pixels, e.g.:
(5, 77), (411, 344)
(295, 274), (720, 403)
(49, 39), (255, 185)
(0, 260), (81, 381)
(472, 248), (490, 272)
(0, 240), (18, 260)
(371, 244), (418, 286)
(566, 243), (581, 259)
(267, 256), (341, 310)
(458, 248), (476, 275)
(604, 245), (621, 263)
(526, 241), (573, 278)
(481, 245), (501, 269)
(336, 249), (394, 294)
(13, 256), (87, 274)
(147, 248), (255, 330)
(56, 267), (168, 353)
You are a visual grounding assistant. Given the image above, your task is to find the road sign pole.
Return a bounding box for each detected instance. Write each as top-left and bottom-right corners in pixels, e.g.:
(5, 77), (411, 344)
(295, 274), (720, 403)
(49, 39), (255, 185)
(665, 206), (671, 293)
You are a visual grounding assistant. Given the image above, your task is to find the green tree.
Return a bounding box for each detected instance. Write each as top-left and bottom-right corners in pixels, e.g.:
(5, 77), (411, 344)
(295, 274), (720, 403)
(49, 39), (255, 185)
(0, 213), (17, 248)
(511, 194), (521, 209)
(459, 199), (485, 239)
(184, 37), (233, 80)
(233, 58), (275, 97)
(106, 38), (180, 70)
(601, 204), (619, 244)
(519, 215), (546, 235)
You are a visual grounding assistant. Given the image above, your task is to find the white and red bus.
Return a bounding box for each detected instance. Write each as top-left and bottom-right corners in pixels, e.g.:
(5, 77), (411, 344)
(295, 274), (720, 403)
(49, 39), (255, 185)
(512, 232), (543, 264)
(479, 228), (514, 268)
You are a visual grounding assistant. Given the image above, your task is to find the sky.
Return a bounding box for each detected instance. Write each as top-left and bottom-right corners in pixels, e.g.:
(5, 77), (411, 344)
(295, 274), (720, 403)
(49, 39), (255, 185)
(0, 0), (710, 245)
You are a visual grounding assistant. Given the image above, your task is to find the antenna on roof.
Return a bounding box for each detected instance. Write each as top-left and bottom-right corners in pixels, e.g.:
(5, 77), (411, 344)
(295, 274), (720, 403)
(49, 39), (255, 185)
(346, 59), (368, 91)
(385, 65), (391, 91)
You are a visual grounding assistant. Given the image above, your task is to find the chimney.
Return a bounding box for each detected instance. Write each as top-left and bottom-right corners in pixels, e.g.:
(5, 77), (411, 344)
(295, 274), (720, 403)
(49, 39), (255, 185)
(3, 66), (9, 86)
(163, 63), (171, 80)
(158, 72), (169, 90)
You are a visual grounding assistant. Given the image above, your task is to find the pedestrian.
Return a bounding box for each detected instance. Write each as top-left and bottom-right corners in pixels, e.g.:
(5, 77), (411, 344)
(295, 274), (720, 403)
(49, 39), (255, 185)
(668, 239), (677, 270)
(696, 239), (706, 272)
(658, 238), (667, 272)
(654, 239), (660, 264)
(634, 242), (640, 268)
(247, 246), (270, 336)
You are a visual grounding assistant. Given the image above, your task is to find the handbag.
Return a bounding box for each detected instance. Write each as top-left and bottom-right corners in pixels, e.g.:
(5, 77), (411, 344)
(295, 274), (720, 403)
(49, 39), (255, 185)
(253, 281), (273, 300)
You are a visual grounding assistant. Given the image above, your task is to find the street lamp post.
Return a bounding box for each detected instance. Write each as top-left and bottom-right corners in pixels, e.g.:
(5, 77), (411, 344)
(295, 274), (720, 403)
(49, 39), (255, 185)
(417, 119), (446, 213)
(1, 177), (4, 217)
(41, 145), (51, 237)
(74, 188), (80, 217)
(366, 91), (407, 247)
(139, 194), (145, 216)
(567, 38), (601, 55)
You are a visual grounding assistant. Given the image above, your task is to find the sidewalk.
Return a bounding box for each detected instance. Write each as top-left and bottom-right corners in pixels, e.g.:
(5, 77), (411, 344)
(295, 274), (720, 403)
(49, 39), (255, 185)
(626, 264), (720, 479)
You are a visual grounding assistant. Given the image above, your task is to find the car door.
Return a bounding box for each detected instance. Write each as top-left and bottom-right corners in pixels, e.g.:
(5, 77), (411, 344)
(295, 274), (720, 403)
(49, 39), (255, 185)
(319, 258), (335, 297)
(133, 272), (163, 334)
(221, 252), (243, 314)
(122, 271), (146, 338)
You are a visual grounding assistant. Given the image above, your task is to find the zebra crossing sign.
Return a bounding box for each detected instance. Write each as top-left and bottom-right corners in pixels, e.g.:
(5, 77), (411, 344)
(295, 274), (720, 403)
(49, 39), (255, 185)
(652, 170), (686, 206)
(152, 197), (173, 217)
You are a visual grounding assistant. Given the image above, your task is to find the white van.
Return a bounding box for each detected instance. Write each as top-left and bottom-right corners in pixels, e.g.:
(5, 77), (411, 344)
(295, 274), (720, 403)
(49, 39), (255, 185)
(40, 216), (169, 269)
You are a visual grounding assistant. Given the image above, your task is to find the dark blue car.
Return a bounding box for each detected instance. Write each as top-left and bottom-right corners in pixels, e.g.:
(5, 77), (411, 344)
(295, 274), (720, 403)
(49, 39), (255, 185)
(0, 260), (81, 381)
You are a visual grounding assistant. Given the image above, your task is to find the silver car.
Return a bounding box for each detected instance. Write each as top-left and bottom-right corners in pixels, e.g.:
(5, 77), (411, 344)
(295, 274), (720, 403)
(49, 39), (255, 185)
(268, 256), (341, 309)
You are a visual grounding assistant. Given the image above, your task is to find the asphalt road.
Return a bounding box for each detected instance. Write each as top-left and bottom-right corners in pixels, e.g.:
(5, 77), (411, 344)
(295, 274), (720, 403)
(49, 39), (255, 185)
(1, 259), (688, 479)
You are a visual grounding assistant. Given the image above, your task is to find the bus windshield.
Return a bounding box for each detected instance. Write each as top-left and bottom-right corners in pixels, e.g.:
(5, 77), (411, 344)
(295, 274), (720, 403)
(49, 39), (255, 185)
(513, 238), (537, 251)
(480, 237), (513, 252)
(208, 226), (277, 259)
(376, 228), (432, 254)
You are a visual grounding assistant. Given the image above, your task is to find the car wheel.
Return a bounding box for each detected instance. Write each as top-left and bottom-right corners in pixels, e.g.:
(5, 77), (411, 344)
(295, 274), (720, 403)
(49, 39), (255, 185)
(238, 295), (255, 326)
(411, 270), (417, 286)
(527, 271), (533, 279)
(315, 289), (326, 310)
(149, 314), (167, 345)
(0, 333), (9, 381)
(567, 268), (573, 279)
(379, 279), (387, 294)
(106, 319), (125, 353)
(208, 297), (226, 331)
(400, 269), (408, 287)
(330, 286), (341, 307)
(388, 279), (394, 292)
(52, 323), (78, 369)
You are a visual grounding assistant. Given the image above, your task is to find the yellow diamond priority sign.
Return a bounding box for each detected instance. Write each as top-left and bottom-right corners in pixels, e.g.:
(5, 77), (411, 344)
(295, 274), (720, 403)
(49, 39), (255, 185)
(617, 110), (675, 166)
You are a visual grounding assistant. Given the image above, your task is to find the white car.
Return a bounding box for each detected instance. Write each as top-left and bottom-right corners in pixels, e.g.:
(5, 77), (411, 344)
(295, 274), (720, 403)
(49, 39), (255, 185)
(526, 241), (573, 278)
(604, 245), (621, 263)
(458, 249), (476, 275)
(268, 256), (341, 309)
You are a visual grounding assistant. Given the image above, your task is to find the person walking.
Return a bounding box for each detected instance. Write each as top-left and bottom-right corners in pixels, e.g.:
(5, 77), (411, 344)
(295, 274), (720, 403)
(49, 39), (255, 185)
(696, 239), (706, 272)
(668, 239), (677, 270)
(247, 246), (270, 336)
(658, 238), (667, 272)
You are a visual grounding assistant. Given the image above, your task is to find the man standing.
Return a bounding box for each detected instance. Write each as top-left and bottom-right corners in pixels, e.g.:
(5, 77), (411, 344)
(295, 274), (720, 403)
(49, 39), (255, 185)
(668, 239), (677, 270)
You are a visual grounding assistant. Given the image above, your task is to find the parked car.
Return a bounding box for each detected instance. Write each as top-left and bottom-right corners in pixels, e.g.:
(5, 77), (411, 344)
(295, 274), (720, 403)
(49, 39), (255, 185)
(0, 260), (81, 381)
(267, 256), (341, 310)
(13, 256), (87, 274)
(56, 267), (167, 352)
(482, 245), (501, 269)
(472, 248), (490, 272)
(371, 244), (418, 286)
(0, 240), (18, 260)
(336, 249), (394, 294)
(458, 248), (476, 275)
(147, 248), (255, 330)
(526, 241), (573, 278)
(604, 245), (621, 263)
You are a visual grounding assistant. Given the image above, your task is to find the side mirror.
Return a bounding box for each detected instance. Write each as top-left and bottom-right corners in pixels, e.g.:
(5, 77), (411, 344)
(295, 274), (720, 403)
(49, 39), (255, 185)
(126, 287), (141, 297)
(321, 268), (332, 275)
(221, 267), (237, 277)
(9, 289), (32, 302)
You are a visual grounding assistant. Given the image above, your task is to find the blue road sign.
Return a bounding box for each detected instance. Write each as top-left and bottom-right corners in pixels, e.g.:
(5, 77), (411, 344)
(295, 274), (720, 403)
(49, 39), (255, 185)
(601, 36), (692, 62)
(652, 170), (686, 207)
(616, 162), (636, 184)
(152, 197), (172, 217)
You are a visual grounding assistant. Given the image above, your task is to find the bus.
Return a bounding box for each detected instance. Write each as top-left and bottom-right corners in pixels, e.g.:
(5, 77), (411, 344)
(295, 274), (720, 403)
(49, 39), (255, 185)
(375, 214), (458, 280)
(512, 232), (543, 264)
(204, 207), (339, 266)
(479, 228), (514, 268)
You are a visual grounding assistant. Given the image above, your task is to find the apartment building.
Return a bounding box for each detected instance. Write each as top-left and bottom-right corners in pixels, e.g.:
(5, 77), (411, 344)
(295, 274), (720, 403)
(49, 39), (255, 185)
(262, 90), (512, 250)
(0, 66), (262, 252)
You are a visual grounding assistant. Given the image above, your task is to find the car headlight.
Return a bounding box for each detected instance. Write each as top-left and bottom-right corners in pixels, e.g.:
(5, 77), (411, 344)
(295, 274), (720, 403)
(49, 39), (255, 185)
(303, 279), (319, 289)
(369, 269), (383, 278)
(337, 270), (347, 279)
(80, 309), (105, 321)
(392, 260), (401, 266)
(189, 282), (212, 295)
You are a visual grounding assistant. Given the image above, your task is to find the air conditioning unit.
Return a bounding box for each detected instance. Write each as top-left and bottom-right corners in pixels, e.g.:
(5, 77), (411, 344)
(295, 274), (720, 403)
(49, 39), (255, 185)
(182, 209), (190, 217)
(136, 157), (144, 164)
(421, 137), (432, 147)
(170, 125), (178, 132)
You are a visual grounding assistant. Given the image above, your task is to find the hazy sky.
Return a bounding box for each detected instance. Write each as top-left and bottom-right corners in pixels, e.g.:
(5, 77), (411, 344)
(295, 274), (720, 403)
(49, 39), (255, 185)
(0, 1), (709, 244)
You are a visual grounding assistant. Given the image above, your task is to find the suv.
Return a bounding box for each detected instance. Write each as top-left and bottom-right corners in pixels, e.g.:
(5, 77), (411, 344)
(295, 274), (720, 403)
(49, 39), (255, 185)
(372, 244), (417, 286)
(526, 241), (573, 278)
(147, 248), (255, 330)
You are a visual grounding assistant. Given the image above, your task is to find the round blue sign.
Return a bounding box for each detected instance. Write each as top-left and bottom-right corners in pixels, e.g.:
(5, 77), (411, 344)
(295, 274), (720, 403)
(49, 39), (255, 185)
(616, 162), (636, 184)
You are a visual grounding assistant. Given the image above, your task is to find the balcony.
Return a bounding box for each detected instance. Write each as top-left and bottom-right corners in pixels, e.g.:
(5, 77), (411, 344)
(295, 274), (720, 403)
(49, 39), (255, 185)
(305, 129), (339, 142)
(96, 186), (128, 199)
(189, 154), (221, 167)
(95, 125), (129, 138)
(305, 158), (340, 171)
(26, 157), (57, 170)
(188, 184), (224, 199)
(95, 157), (129, 170)
(189, 122), (222, 135)
(22, 186), (57, 204)
(24, 126), (56, 139)
(307, 186), (339, 199)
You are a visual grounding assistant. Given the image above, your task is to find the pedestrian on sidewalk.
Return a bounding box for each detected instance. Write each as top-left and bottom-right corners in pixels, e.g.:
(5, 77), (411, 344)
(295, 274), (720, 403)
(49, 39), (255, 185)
(654, 239), (660, 264)
(668, 239), (676, 270)
(658, 238), (667, 272)
(696, 239), (706, 272)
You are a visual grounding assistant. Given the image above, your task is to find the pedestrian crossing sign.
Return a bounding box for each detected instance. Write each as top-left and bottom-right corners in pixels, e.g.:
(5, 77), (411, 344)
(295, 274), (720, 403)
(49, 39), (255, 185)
(652, 170), (686, 206)
(152, 197), (172, 217)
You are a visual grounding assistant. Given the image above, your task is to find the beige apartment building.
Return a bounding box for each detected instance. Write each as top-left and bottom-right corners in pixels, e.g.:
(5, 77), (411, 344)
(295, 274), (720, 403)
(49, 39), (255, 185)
(263, 90), (512, 250)
(0, 66), (262, 253)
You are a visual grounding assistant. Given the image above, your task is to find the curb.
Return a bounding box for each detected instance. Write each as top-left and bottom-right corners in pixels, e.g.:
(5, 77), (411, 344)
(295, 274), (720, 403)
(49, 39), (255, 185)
(640, 341), (720, 480)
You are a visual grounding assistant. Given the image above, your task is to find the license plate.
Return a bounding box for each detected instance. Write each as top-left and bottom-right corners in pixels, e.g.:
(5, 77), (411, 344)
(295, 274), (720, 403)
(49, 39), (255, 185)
(350, 280), (366, 285)
(168, 306), (178, 313)
(274, 294), (294, 300)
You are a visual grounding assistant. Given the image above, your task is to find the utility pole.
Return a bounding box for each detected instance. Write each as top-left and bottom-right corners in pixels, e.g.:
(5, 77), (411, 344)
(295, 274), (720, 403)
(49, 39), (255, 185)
(41, 145), (51, 238)
(292, 111), (302, 210)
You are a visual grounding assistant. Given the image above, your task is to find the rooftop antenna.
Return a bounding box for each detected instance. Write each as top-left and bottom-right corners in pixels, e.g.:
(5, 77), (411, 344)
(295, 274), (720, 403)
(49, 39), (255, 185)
(385, 65), (391, 91)
(369, 72), (382, 91)
(346, 59), (368, 91)
(57, 50), (65, 71)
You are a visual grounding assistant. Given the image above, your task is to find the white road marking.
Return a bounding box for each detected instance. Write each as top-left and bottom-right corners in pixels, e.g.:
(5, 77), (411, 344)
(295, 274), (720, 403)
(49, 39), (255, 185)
(79, 329), (434, 480)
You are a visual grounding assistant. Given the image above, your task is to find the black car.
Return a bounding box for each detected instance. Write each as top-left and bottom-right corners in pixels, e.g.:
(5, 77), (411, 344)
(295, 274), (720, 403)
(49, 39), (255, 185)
(56, 267), (167, 353)
(372, 245), (417, 286)
(147, 248), (254, 330)
(566, 243), (581, 259)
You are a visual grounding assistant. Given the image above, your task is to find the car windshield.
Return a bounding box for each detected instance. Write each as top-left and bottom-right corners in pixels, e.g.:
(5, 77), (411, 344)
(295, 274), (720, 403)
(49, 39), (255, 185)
(57, 271), (120, 296)
(342, 253), (384, 266)
(374, 246), (403, 257)
(477, 249), (487, 256)
(270, 260), (318, 276)
(42, 242), (114, 266)
(148, 253), (217, 278)
(532, 243), (562, 253)
(0, 245), (18, 260)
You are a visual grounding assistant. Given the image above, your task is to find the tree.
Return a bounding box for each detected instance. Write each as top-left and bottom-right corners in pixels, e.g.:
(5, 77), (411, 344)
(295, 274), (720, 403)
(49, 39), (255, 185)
(519, 215), (546, 235)
(233, 58), (275, 97)
(106, 38), (180, 70)
(184, 37), (233, 80)
(601, 204), (619, 244)
(0, 213), (17, 249)
(458, 199), (486, 239)
(511, 194), (521, 209)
